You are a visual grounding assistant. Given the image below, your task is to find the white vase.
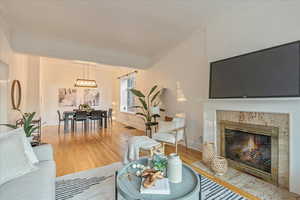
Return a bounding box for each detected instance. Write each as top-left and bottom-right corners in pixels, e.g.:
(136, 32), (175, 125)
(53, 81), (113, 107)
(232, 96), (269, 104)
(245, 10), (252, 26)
(27, 136), (34, 143)
(167, 153), (182, 183)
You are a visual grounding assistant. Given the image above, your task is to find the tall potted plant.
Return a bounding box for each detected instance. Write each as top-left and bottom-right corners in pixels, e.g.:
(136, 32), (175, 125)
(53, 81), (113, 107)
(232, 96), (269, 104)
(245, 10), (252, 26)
(130, 85), (162, 134)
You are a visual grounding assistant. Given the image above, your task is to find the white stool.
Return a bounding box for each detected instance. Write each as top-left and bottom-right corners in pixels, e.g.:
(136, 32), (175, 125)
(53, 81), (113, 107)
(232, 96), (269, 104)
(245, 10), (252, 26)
(140, 140), (164, 157)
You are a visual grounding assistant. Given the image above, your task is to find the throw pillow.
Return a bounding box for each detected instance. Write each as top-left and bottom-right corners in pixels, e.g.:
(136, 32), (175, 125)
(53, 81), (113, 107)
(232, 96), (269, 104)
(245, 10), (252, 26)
(9, 128), (39, 164)
(0, 130), (37, 186)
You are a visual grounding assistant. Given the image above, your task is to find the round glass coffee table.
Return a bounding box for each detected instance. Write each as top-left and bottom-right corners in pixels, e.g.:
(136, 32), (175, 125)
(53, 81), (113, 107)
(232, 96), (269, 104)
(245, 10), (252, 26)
(117, 158), (200, 200)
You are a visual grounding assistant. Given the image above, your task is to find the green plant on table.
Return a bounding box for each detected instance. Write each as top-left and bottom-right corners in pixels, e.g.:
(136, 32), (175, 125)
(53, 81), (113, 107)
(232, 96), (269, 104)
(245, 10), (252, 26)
(79, 104), (92, 111)
(152, 154), (168, 172)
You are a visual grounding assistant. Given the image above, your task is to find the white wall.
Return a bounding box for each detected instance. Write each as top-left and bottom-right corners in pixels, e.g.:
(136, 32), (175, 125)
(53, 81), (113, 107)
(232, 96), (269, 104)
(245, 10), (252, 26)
(40, 57), (118, 125)
(115, 29), (209, 151)
(206, 3), (300, 62)
(0, 16), (41, 124)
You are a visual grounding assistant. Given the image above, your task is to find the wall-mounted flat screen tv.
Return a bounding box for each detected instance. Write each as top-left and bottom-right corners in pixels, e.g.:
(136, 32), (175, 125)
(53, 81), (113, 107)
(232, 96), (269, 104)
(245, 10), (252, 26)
(209, 41), (300, 98)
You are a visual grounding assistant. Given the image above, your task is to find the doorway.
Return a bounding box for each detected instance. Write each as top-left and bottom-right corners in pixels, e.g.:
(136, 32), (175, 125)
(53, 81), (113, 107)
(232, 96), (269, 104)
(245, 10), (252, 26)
(0, 61), (8, 132)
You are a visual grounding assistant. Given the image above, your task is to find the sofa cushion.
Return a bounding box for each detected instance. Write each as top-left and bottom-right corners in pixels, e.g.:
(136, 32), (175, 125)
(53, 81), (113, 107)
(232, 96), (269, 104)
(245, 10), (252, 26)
(0, 130), (37, 186)
(153, 132), (176, 143)
(18, 128), (39, 164)
(0, 160), (56, 200)
(33, 144), (54, 162)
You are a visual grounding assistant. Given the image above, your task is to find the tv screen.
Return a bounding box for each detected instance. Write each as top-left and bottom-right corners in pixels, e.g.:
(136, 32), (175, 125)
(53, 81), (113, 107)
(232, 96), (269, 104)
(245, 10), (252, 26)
(209, 42), (300, 98)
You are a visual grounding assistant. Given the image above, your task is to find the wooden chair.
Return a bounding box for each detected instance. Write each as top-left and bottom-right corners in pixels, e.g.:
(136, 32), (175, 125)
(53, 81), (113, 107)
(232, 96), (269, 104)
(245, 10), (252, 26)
(152, 117), (187, 154)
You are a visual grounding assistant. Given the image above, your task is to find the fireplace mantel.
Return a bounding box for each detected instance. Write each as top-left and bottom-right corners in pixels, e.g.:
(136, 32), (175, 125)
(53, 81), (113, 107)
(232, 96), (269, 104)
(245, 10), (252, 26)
(202, 99), (300, 195)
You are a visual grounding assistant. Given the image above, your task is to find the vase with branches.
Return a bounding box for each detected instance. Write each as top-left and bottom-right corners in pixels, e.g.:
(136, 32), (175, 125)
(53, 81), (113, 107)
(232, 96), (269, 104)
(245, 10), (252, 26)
(130, 85), (163, 135)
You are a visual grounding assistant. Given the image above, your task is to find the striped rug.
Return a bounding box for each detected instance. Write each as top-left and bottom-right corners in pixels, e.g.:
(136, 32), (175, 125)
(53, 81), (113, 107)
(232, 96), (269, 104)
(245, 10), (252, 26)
(55, 163), (247, 200)
(200, 176), (247, 200)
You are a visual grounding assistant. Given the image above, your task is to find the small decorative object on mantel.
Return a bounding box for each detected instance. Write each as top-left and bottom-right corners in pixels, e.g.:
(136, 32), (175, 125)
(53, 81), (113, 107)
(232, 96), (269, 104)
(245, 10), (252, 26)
(167, 153), (182, 183)
(211, 156), (228, 176)
(202, 142), (216, 166)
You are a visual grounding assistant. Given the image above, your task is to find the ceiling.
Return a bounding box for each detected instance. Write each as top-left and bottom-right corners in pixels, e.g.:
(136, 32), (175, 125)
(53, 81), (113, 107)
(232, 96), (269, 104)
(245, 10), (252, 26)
(0, 0), (297, 68)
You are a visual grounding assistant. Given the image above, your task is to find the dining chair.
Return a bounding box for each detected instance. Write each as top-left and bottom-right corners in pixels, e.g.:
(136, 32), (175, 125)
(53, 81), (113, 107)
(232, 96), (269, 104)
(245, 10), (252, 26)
(89, 110), (102, 129)
(57, 110), (64, 132)
(108, 108), (113, 126)
(101, 110), (108, 128)
(73, 111), (88, 132)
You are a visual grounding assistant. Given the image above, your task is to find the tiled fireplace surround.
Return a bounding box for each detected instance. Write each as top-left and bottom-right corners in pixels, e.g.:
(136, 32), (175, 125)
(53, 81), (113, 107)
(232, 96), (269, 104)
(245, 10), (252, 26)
(203, 99), (300, 195)
(217, 111), (288, 188)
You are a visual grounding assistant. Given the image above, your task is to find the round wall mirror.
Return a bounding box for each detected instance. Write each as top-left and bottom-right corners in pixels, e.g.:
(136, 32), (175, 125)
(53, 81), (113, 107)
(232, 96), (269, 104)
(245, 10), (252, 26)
(11, 80), (21, 110)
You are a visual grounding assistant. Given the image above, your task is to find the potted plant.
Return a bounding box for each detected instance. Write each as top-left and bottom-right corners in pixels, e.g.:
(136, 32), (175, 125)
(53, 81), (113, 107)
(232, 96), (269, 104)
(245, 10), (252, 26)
(0, 110), (39, 141)
(130, 85), (163, 132)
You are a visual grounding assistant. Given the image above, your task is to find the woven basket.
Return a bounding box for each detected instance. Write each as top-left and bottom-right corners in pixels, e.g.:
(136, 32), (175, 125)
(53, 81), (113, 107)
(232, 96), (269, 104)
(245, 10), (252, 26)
(202, 142), (216, 166)
(211, 156), (228, 176)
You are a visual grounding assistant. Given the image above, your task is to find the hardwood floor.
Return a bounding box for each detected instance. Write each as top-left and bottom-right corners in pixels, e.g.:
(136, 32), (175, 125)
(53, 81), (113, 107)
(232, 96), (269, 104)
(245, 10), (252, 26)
(42, 121), (201, 176)
(42, 121), (258, 200)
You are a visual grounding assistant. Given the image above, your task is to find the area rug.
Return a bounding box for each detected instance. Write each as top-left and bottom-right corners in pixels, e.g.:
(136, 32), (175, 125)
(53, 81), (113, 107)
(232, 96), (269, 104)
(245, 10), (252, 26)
(55, 162), (247, 200)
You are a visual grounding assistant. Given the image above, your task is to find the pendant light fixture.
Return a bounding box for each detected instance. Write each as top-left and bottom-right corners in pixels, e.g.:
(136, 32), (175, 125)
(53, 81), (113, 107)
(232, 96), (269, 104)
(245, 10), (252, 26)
(74, 62), (98, 88)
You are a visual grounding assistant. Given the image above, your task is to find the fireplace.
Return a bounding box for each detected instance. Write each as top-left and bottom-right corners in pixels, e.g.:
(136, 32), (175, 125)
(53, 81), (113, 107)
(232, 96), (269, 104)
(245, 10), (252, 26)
(220, 120), (279, 185)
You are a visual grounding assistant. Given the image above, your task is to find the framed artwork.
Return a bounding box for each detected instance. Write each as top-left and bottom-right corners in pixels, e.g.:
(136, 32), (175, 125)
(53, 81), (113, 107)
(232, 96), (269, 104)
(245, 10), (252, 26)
(83, 89), (100, 106)
(58, 88), (77, 107)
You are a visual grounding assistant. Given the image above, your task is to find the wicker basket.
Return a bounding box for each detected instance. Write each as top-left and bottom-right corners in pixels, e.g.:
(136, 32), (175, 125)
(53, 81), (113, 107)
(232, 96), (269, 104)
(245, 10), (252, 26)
(202, 142), (216, 166)
(211, 156), (228, 176)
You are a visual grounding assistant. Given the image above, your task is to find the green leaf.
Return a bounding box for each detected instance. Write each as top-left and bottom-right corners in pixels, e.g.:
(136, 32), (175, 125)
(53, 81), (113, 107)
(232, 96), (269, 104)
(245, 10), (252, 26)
(148, 85), (158, 97)
(130, 89), (145, 98)
(135, 112), (147, 121)
(27, 112), (36, 123)
(138, 98), (148, 110)
(135, 112), (147, 118)
(151, 90), (161, 103)
(130, 106), (143, 109)
(28, 126), (39, 137)
(0, 124), (18, 129)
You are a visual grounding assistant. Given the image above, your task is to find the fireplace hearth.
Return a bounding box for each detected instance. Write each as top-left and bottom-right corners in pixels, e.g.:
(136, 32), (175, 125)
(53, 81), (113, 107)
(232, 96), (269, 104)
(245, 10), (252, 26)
(220, 120), (279, 185)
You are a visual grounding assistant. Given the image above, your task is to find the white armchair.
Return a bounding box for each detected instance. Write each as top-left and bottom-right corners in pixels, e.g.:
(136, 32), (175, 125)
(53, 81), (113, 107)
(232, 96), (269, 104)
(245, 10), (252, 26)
(152, 117), (187, 153)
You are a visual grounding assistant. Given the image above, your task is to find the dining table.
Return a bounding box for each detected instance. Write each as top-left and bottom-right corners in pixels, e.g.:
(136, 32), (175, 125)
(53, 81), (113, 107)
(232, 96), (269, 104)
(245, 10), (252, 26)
(63, 110), (108, 132)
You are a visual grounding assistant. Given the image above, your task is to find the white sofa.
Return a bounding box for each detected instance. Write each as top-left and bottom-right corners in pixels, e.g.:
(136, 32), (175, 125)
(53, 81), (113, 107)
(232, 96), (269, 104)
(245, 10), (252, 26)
(0, 144), (56, 200)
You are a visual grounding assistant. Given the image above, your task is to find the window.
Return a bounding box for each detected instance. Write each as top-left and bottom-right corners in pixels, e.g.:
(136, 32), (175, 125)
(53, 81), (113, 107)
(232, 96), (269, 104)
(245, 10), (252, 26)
(120, 74), (136, 113)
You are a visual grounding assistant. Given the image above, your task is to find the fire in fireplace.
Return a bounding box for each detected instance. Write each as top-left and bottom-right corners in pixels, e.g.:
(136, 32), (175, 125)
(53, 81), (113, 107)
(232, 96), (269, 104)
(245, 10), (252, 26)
(225, 129), (271, 173)
(220, 121), (279, 185)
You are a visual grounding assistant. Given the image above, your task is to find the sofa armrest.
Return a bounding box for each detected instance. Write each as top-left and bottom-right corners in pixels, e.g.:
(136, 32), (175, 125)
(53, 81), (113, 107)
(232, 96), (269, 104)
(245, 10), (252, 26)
(33, 144), (54, 162)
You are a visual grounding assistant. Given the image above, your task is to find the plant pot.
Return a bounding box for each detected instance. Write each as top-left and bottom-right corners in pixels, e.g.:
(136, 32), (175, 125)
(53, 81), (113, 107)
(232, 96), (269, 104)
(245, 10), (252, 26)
(202, 142), (216, 166)
(27, 136), (34, 143)
(211, 156), (228, 176)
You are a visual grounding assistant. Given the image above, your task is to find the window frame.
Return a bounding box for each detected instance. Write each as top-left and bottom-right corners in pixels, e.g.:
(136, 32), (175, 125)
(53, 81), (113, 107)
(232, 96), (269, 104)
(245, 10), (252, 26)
(120, 74), (136, 114)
